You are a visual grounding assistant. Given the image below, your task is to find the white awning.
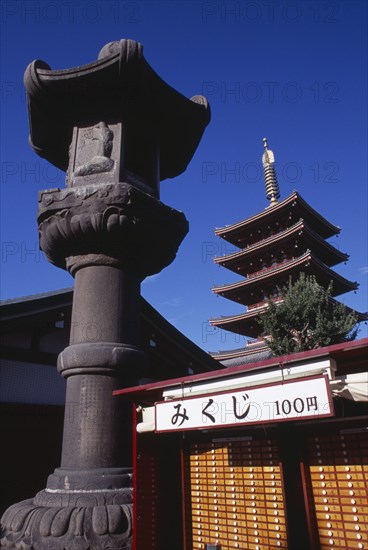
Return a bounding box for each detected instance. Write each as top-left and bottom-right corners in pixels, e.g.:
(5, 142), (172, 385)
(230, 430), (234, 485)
(330, 373), (368, 402)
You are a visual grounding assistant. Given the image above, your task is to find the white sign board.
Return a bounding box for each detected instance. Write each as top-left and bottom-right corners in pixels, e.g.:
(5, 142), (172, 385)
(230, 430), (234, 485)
(155, 375), (333, 433)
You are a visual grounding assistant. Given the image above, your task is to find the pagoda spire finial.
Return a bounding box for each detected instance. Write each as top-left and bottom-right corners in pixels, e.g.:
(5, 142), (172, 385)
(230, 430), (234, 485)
(262, 137), (280, 207)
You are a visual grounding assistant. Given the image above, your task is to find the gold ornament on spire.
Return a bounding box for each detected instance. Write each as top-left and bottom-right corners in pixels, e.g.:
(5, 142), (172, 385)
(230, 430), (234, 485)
(262, 137), (280, 207)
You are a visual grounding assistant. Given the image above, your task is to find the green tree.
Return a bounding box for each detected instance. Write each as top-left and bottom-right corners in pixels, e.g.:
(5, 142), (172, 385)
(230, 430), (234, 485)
(258, 273), (359, 356)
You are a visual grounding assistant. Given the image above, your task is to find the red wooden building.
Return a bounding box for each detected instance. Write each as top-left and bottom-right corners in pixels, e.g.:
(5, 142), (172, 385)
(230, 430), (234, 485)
(115, 338), (368, 550)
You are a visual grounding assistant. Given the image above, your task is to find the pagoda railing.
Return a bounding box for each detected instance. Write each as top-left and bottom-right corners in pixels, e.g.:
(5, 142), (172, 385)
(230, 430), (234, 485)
(248, 258), (293, 279)
(248, 296), (283, 310)
(244, 221), (298, 249)
(214, 219), (302, 261)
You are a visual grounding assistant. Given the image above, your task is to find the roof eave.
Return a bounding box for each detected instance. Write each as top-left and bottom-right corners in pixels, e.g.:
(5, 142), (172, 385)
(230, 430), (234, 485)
(215, 192), (340, 243)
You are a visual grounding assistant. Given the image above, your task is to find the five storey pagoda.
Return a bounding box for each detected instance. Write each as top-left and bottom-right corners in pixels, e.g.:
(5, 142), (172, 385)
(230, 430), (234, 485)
(210, 139), (365, 365)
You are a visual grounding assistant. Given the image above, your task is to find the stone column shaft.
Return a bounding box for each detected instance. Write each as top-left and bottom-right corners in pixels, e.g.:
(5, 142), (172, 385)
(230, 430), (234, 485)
(70, 266), (140, 346)
(56, 265), (142, 477)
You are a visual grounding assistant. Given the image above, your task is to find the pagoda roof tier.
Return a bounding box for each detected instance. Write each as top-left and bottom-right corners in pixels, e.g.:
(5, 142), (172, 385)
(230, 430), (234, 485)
(209, 298), (367, 338)
(214, 219), (348, 276)
(212, 251), (358, 305)
(210, 308), (265, 338)
(209, 301), (277, 338)
(215, 192), (340, 247)
(24, 39), (210, 180)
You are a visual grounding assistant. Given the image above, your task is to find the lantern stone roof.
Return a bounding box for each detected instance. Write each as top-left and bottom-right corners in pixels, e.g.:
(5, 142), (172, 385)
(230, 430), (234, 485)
(24, 39), (210, 180)
(214, 219), (348, 276)
(212, 251), (358, 304)
(215, 192), (340, 247)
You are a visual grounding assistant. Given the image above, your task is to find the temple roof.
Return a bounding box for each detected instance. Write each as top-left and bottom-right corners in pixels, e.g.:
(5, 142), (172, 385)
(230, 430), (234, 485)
(24, 39), (210, 180)
(212, 251), (358, 304)
(211, 347), (273, 367)
(210, 342), (271, 363)
(214, 219), (348, 276)
(215, 192), (340, 246)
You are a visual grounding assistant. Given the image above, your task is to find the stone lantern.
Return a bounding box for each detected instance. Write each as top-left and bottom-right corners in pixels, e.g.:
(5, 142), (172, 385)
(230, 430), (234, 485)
(1, 39), (210, 549)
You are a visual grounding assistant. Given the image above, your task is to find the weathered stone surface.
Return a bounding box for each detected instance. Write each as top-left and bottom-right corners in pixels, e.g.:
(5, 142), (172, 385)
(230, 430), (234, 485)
(1, 496), (132, 549)
(1, 37), (210, 550)
(37, 182), (189, 276)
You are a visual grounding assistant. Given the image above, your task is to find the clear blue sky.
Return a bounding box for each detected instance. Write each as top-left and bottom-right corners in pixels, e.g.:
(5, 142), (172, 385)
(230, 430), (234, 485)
(1, 0), (367, 351)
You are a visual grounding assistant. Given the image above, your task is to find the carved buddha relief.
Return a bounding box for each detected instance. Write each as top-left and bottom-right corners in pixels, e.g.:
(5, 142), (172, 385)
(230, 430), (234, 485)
(73, 122), (115, 177)
(68, 121), (121, 187)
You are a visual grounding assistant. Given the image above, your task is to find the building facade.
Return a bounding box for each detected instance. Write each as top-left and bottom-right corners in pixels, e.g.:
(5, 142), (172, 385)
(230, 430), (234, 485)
(115, 338), (368, 550)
